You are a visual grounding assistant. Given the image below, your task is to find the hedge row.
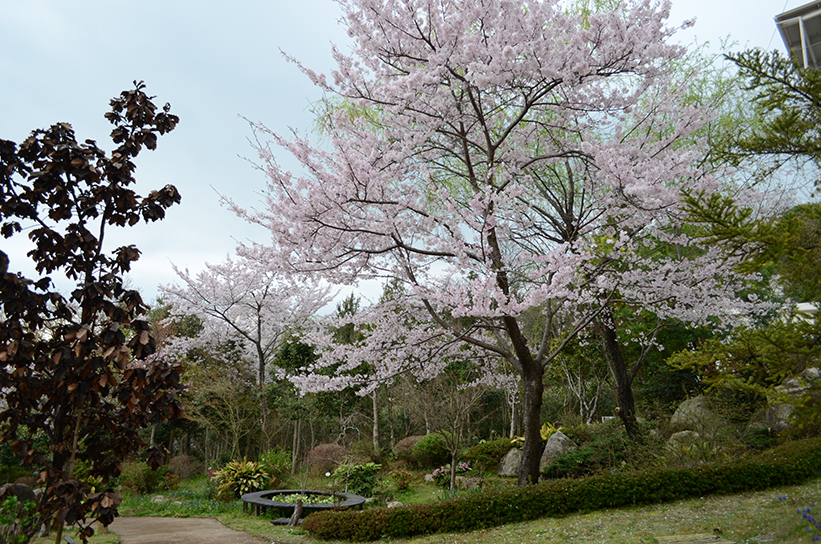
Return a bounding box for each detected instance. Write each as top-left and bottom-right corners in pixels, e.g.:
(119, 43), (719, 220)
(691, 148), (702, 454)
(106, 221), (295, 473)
(301, 437), (821, 541)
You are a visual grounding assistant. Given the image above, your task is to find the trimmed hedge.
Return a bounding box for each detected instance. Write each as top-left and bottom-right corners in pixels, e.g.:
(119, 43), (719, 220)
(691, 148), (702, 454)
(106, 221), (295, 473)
(301, 437), (821, 541)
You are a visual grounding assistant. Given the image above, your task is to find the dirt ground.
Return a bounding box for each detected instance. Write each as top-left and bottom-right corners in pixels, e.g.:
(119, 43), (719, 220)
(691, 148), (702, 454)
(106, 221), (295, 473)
(109, 517), (270, 544)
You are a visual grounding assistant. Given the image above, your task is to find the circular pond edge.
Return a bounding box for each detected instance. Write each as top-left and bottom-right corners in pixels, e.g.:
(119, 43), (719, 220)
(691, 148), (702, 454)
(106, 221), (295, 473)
(241, 489), (366, 513)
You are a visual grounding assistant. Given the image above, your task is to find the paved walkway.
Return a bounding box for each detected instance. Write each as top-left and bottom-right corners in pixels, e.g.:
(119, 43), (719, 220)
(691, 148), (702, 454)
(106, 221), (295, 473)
(109, 517), (270, 544)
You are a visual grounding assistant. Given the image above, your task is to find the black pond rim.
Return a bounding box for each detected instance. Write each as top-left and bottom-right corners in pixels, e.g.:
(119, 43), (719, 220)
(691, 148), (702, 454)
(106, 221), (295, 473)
(240, 489), (366, 511)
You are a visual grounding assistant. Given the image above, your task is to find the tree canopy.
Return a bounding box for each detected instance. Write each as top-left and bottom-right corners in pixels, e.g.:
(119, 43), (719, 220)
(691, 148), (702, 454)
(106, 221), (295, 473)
(229, 0), (769, 484)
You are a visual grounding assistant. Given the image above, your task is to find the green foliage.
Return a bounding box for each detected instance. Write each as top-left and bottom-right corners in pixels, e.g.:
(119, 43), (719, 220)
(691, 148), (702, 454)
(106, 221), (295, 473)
(258, 446), (292, 482)
(0, 496), (38, 544)
(388, 469), (414, 492)
(332, 462), (381, 497)
(724, 49), (821, 176)
(668, 320), (818, 398)
(742, 427), (779, 451)
(541, 428), (629, 479)
(213, 460), (271, 501)
(430, 462), (471, 488)
(460, 438), (513, 472)
(120, 483), (241, 517)
(302, 437), (821, 541)
(119, 461), (176, 495)
(410, 433), (451, 469)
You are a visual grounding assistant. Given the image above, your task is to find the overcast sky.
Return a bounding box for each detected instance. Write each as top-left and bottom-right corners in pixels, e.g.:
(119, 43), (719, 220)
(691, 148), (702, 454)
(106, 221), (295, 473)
(0, 0), (798, 306)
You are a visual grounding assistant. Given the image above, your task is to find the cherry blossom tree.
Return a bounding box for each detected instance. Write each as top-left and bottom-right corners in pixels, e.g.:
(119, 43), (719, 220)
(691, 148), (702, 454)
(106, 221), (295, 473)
(231, 0), (768, 484)
(159, 255), (332, 441)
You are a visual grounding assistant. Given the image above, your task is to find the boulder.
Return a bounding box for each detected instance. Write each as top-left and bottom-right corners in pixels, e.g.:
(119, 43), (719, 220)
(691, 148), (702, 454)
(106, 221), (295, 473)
(670, 395), (727, 431)
(762, 368), (820, 431)
(777, 377), (809, 396)
(539, 431), (577, 472)
(801, 367), (821, 381)
(497, 447), (522, 477)
(763, 403), (795, 432)
(386, 501), (404, 508)
(666, 430), (701, 451)
(455, 476), (482, 491)
(0, 483), (36, 504)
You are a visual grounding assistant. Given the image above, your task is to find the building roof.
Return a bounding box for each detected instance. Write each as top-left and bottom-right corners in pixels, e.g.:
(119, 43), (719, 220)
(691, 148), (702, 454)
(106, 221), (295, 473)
(775, 1), (821, 69)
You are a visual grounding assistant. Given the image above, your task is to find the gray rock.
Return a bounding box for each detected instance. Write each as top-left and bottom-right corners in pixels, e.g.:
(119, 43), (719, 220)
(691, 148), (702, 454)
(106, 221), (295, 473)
(764, 403), (795, 432)
(540, 431), (578, 472)
(386, 501), (404, 508)
(455, 476), (482, 490)
(666, 430), (701, 450)
(497, 447), (522, 477)
(777, 377), (808, 396)
(670, 395), (727, 431)
(0, 483), (35, 504)
(801, 367), (821, 381)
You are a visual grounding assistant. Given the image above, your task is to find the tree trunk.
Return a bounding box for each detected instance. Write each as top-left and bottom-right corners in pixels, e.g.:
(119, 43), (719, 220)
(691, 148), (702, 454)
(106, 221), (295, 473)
(597, 315), (639, 439)
(448, 450), (458, 497)
(508, 391), (516, 439)
(288, 498), (303, 526)
(291, 419), (300, 474)
(371, 391), (380, 456)
(517, 365), (544, 485)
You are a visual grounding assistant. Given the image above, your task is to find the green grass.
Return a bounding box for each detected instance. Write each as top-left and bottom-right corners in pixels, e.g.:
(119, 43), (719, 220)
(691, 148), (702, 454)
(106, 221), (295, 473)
(108, 468), (821, 544)
(216, 477), (821, 544)
(29, 526), (120, 544)
(119, 473), (243, 518)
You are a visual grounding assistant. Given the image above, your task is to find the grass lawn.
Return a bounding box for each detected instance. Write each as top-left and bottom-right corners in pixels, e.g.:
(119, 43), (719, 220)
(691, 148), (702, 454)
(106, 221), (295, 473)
(109, 471), (821, 544)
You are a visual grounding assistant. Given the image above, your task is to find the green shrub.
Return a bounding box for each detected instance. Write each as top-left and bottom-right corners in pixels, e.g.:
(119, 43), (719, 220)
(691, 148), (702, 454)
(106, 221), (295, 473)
(212, 460), (271, 500)
(332, 462), (382, 497)
(461, 438), (513, 472)
(393, 435), (424, 465)
(120, 461), (171, 494)
(389, 468), (414, 492)
(542, 425), (629, 479)
(410, 433), (450, 468)
(258, 446), (292, 482)
(0, 495), (38, 544)
(302, 437), (821, 541)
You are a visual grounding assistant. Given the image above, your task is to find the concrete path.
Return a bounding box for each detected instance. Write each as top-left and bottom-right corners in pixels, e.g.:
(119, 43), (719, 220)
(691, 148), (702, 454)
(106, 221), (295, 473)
(109, 517), (270, 544)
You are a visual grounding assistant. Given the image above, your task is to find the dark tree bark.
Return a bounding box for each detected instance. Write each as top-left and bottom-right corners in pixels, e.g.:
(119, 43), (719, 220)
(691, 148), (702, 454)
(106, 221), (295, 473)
(596, 314), (640, 440)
